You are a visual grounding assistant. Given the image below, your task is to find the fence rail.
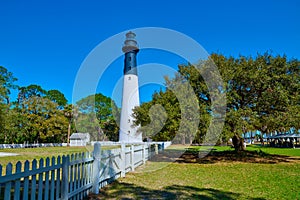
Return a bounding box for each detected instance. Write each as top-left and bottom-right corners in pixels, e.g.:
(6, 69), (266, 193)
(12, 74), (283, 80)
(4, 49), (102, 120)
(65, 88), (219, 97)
(0, 142), (169, 200)
(0, 143), (66, 149)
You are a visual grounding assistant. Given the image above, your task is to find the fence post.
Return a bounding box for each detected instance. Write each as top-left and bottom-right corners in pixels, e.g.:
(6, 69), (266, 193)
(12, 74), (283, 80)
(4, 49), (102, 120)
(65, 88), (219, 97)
(142, 144), (146, 164)
(92, 142), (101, 194)
(155, 143), (158, 154)
(131, 144), (135, 171)
(61, 155), (69, 200)
(120, 143), (126, 177)
(148, 143), (152, 159)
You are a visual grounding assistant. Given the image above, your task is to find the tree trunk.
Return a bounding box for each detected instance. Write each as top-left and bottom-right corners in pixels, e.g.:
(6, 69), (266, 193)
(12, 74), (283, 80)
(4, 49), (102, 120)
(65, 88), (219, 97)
(189, 136), (193, 145)
(232, 134), (245, 152)
(181, 135), (185, 145)
(67, 122), (71, 147)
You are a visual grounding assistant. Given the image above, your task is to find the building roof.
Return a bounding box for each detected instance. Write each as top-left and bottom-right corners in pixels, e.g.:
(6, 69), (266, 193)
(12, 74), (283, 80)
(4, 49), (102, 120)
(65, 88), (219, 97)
(70, 133), (90, 140)
(267, 133), (300, 139)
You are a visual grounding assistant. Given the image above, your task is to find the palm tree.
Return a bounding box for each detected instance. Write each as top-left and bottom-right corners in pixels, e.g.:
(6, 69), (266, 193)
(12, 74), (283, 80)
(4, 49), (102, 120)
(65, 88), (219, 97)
(64, 104), (78, 146)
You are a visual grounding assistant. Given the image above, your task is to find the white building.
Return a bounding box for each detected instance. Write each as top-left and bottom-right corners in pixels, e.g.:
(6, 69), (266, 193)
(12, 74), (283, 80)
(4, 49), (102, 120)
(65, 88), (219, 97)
(70, 133), (90, 146)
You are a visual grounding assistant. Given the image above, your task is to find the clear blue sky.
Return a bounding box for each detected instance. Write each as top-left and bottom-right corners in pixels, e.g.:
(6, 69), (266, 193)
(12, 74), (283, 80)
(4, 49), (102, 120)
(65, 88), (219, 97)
(0, 0), (299, 105)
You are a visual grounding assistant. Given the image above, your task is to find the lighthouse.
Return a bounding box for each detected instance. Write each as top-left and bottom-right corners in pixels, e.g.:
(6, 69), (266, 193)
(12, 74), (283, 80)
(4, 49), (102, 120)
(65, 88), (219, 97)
(119, 31), (142, 142)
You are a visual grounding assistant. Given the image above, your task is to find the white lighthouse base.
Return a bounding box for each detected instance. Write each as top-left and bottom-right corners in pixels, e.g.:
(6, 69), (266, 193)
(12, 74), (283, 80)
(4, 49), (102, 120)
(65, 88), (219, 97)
(119, 74), (142, 142)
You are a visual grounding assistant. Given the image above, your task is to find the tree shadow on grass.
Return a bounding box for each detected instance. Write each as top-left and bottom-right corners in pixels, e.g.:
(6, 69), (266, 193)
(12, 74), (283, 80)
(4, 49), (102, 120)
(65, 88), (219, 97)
(149, 148), (300, 164)
(88, 182), (265, 200)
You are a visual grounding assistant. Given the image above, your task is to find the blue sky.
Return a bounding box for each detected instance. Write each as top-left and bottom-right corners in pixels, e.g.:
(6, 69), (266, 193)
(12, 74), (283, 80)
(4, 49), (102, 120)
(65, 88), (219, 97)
(0, 0), (299, 105)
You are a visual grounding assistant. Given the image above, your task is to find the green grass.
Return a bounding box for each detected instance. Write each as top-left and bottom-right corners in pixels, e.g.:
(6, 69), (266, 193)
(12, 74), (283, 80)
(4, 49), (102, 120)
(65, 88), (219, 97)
(246, 144), (300, 157)
(168, 144), (300, 157)
(0, 146), (90, 175)
(94, 145), (300, 200)
(0, 146), (89, 166)
(0, 145), (120, 176)
(0, 145), (117, 169)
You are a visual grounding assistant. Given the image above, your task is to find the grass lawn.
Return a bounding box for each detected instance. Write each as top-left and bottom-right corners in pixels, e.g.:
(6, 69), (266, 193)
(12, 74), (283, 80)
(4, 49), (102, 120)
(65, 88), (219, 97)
(0, 146), (89, 166)
(0, 145), (117, 173)
(92, 145), (300, 200)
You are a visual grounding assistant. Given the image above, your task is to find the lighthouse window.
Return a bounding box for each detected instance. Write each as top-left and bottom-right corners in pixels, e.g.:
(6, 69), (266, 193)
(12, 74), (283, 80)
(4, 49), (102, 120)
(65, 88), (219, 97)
(128, 119), (130, 123)
(128, 57), (131, 61)
(128, 76), (131, 80)
(128, 131), (130, 134)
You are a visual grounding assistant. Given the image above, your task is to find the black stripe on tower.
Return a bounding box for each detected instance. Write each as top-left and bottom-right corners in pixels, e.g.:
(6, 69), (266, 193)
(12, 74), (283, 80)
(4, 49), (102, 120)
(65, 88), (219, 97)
(124, 50), (138, 75)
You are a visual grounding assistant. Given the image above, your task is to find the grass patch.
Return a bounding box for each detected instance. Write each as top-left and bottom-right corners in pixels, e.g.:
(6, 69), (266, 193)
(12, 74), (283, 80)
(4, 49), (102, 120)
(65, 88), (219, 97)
(246, 145), (300, 157)
(95, 162), (299, 200)
(92, 145), (300, 200)
(0, 146), (88, 166)
(0, 145), (118, 172)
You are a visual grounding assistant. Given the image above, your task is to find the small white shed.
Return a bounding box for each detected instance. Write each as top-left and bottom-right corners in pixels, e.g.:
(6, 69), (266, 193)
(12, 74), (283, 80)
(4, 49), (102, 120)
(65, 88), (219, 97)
(70, 133), (90, 146)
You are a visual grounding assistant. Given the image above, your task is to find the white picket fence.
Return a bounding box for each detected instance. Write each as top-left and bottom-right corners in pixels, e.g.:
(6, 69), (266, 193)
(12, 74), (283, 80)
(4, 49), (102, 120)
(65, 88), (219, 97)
(0, 142), (168, 200)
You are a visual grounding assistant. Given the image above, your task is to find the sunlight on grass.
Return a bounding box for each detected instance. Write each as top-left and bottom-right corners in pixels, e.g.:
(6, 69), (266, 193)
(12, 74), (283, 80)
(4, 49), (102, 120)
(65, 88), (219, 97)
(97, 145), (300, 200)
(246, 145), (300, 157)
(0, 145), (117, 167)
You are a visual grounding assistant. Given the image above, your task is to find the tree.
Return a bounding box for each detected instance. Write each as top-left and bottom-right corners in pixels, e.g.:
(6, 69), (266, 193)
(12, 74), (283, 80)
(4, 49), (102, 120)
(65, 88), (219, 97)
(64, 104), (78, 146)
(133, 91), (173, 141)
(46, 89), (68, 109)
(133, 52), (300, 148)
(18, 84), (47, 103)
(133, 74), (201, 145)
(2, 107), (29, 143)
(0, 68), (73, 144)
(257, 55), (299, 135)
(0, 66), (18, 104)
(213, 53), (300, 148)
(76, 93), (119, 141)
(0, 66), (18, 140)
(176, 61), (225, 145)
(19, 96), (68, 143)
